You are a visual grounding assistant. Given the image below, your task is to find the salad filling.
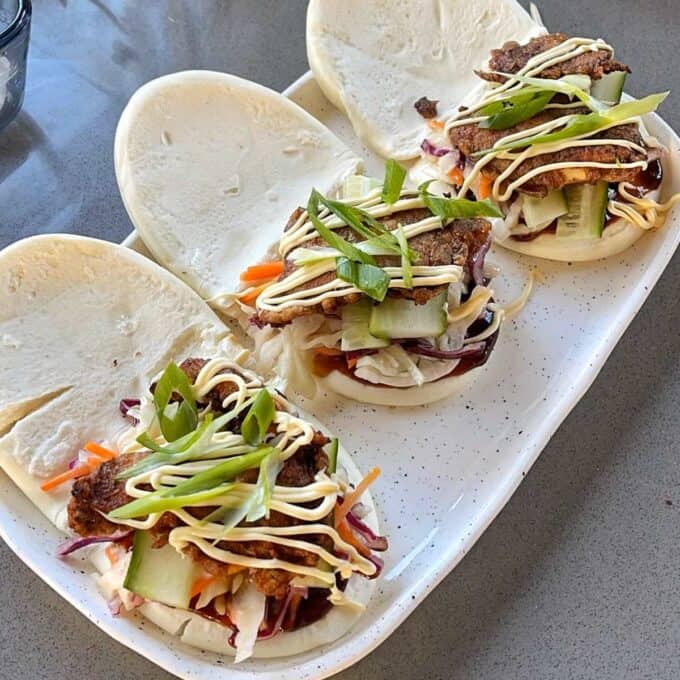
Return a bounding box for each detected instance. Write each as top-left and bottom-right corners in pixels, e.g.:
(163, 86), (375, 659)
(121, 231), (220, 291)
(55, 357), (386, 661)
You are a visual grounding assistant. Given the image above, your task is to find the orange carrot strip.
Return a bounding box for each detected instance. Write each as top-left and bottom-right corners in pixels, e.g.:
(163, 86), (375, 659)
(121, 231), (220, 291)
(478, 174), (493, 200)
(84, 441), (116, 462)
(190, 574), (217, 599)
(427, 119), (444, 131)
(238, 281), (272, 306)
(40, 464), (91, 492)
(226, 564), (246, 576)
(240, 261), (285, 282)
(447, 167), (465, 187)
(337, 519), (371, 557)
(346, 356), (358, 370)
(314, 346), (344, 357)
(335, 467), (381, 525)
(105, 544), (119, 565)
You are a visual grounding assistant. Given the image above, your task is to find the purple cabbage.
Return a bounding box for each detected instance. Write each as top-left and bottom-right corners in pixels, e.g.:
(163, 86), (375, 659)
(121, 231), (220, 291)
(346, 511), (389, 552)
(257, 585), (309, 641)
(420, 139), (452, 157)
(470, 233), (492, 286)
(119, 398), (141, 425)
(57, 530), (132, 558)
(402, 340), (487, 361)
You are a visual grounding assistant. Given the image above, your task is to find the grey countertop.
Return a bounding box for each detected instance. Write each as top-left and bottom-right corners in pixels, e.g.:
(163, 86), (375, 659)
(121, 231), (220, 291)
(0, 1), (678, 678)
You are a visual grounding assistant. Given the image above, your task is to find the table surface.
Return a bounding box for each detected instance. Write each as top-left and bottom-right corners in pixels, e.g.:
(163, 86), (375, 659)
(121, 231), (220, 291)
(0, 1), (678, 679)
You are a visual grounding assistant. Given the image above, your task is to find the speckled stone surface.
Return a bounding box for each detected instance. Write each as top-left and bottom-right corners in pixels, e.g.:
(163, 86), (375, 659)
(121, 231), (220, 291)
(0, 1), (678, 679)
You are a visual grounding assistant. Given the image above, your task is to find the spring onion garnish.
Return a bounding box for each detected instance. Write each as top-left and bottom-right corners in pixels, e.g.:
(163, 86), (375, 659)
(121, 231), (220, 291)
(479, 90), (553, 130)
(488, 92), (668, 153)
(326, 438), (339, 475)
(419, 181), (503, 219)
(247, 449), (284, 522)
(381, 159), (407, 204)
(336, 257), (390, 302)
(315, 190), (416, 262)
(152, 362), (198, 442)
(108, 447), (273, 519)
(395, 226), (413, 289)
(307, 190), (375, 265)
(241, 388), (275, 446)
(479, 74), (597, 130)
(308, 189), (391, 301)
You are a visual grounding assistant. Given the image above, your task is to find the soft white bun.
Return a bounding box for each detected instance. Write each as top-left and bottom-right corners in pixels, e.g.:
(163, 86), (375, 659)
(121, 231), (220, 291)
(0, 234), (239, 524)
(306, 0), (542, 159)
(319, 364), (479, 407)
(115, 70), (362, 300)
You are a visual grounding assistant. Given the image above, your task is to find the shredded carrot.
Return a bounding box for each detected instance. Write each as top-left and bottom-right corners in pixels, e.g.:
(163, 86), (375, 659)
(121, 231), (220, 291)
(427, 119), (444, 131)
(84, 441), (116, 462)
(478, 174), (493, 200)
(190, 574), (217, 599)
(226, 564), (246, 576)
(337, 519), (370, 558)
(314, 346), (344, 357)
(346, 356), (358, 370)
(238, 281), (272, 306)
(335, 467), (381, 525)
(240, 261), (285, 282)
(40, 464), (91, 492)
(105, 544), (119, 565)
(447, 167), (465, 187)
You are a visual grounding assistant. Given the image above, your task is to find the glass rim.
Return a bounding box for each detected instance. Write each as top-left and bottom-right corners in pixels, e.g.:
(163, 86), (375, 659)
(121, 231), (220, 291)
(0, 0), (31, 50)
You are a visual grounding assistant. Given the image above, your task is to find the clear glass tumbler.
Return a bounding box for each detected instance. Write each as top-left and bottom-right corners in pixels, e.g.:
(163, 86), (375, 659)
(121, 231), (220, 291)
(0, 0), (31, 131)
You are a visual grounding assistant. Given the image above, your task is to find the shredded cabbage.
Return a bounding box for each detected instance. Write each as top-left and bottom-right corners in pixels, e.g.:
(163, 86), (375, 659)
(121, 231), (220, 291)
(230, 584), (267, 663)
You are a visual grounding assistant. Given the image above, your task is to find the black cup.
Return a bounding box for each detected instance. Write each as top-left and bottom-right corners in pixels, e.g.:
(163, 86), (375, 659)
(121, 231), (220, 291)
(0, 0), (31, 131)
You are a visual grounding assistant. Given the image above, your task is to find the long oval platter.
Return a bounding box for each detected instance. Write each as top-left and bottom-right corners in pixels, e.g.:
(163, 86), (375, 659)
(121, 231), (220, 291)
(1, 70), (678, 680)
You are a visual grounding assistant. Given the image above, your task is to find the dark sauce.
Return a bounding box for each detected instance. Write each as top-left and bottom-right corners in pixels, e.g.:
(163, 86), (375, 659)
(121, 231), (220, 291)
(605, 159), (663, 227)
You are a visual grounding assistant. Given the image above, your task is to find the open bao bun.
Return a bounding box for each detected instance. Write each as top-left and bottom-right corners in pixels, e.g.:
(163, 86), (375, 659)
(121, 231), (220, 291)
(0, 234), (379, 658)
(115, 70), (362, 299)
(306, 0), (542, 159)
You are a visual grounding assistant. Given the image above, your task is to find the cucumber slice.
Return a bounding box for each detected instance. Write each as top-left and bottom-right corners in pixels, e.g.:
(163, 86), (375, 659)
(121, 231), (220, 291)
(342, 175), (382, 200)
(591, 72), (627, 105)
(522, 189), (568, 232)
(341, 300), (390, 351)
(556, 182), (609, 240)
(369, 291), (447, 339)
(124, 530), (199, 608)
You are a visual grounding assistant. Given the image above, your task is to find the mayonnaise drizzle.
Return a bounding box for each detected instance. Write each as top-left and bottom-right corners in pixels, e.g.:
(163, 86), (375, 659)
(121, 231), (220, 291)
(439, 36), (674, 227)
(255, 189), (465, 313)
(113, 358), (378, 600)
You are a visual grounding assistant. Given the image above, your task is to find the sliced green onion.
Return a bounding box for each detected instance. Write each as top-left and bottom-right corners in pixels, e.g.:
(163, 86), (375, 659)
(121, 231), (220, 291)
(108, 485), (232, 519)
(381, 159), (407, 204)
(336, 257), (390, 302)
(419, 181), (503, 219)
(246, 449), (284, 522)
(326, 438), (339, 475)
(395, 226), (413, 288)
(489, 92), (668, 153)
(241, 389), (275, 446)
(152, 363), (198, 442)
(108, 446), (273, 519)
(308, 190), (375, 265)
(479, 91), (553, 130)
(291, 247), (338, 266)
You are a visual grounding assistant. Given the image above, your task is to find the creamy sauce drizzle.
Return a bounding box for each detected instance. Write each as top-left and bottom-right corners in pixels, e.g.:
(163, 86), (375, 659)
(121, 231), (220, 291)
(113, 358), (377, 604)
(439, 36), (675, 228)
(254, 188), (463, 312)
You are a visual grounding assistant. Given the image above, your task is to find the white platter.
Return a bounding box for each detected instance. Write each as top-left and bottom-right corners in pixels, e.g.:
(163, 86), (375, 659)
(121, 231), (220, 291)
(1, 71), (679, 680)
